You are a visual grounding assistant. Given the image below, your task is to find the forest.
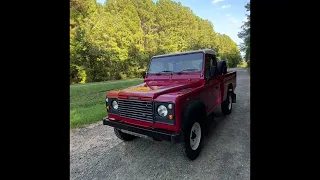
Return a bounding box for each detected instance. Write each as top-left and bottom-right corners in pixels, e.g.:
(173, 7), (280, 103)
(70, 0), (243, 84)
(238, 2), (250, 67)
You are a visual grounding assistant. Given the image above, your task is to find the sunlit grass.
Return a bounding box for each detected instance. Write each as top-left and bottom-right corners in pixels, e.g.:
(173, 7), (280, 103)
(70, 78), (144, 128)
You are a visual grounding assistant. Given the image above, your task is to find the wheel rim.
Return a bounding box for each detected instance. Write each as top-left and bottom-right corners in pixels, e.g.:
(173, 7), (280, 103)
(228, 94), (232, 110)
(190, 122), (201, 150)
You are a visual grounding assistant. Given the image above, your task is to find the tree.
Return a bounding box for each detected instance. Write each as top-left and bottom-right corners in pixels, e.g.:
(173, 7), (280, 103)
(70, 0), (242, 84)
(70, 0), (99, 84)
(216, 33), (242, 67)
(238, 2), (250, 66)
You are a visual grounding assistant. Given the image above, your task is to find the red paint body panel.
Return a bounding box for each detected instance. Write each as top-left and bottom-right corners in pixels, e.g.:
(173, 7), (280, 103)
(106, 51), (236, 133)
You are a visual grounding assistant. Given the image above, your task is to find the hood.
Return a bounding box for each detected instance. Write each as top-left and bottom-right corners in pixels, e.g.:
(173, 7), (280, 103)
(111, 80), (202, 100)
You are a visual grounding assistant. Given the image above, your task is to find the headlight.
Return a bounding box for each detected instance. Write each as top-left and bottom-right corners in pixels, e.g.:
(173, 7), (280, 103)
(106, 98), (108, 103)
(112, 100), (118, 110)
(157, 105), (168, 117)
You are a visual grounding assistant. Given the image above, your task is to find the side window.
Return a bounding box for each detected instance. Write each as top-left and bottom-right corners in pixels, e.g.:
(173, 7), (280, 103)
(205, 54), (212, 79)
(211, 55), (217, 69)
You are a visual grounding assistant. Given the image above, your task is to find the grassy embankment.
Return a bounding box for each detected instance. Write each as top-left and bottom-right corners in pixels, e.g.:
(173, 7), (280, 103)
(70, 78), (144, 128)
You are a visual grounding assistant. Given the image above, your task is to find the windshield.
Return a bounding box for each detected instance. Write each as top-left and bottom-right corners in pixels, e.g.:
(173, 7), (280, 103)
(148, 52), (204, 74)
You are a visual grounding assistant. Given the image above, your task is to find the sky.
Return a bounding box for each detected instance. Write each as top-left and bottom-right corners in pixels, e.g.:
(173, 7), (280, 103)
(96, 0), (249, 47)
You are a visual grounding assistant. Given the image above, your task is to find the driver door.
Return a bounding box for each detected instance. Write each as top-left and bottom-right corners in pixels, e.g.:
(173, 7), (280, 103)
(203, 54), (220, 113)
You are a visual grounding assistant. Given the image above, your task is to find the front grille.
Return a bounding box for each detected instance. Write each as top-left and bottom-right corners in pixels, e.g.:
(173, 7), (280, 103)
(118, 99), (154, 122)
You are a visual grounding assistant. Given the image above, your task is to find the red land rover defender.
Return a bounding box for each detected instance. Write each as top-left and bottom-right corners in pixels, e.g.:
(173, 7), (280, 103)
(103, 49), (236, 160)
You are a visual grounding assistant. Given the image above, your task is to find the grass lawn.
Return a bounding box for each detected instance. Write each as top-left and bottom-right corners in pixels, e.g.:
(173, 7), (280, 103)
(70, 78), (144, 129)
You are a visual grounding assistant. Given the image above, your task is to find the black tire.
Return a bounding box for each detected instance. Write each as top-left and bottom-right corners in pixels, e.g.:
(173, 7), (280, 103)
(217, 60), (227, 75)
(182, 104), (205, 160)
(217, 60), (222, 75)
(221, 91), (233, 115)
(114, 128), (137, 141)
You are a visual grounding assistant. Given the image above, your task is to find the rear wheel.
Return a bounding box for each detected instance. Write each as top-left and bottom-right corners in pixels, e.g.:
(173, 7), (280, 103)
(114, 128), (137, 141)
(221, 91), (233, 115)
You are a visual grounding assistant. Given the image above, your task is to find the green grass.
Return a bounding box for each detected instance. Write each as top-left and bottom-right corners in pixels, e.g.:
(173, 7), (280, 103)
(70, 78), (144, 129)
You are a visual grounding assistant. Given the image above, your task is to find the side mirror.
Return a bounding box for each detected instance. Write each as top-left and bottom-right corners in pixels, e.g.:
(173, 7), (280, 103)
(210, 67), (216, 78)
(142, 71), (146, 79)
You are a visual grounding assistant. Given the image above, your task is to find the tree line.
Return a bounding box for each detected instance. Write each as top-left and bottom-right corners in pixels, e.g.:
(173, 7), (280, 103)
(238, 2), (250, 66)
(70, 0), (243, 84)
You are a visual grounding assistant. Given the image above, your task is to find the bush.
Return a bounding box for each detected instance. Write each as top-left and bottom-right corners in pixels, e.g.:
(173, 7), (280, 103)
(70, 64), (87, 84)
(119, 72), (127, 80)
(237, 61), (248, 68)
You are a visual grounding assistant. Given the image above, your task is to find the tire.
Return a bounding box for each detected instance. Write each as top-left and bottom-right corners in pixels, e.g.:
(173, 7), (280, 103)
(217, 60), (222, 75)
(182, 106), (205, 160)
(217, 60), (227, 75)
(221, 91), (233, 115)
(114, 128), (137, 141)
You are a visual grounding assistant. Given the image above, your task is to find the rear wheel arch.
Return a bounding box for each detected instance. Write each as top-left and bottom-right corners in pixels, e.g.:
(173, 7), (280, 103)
(228, 83), (234, 93)
(224, 83), (234, 101)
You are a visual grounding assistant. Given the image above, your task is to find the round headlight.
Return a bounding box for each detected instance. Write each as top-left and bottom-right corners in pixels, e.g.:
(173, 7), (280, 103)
(106, 98), (108, 103)
(112, 100), (118, 110)
(157, 105), (168, 117)
(168, 104), (173, 109)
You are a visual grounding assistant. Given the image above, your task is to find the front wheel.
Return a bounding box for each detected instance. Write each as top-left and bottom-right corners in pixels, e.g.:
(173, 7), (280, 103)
(184, 120), (203, 160)
(221, 91), (233, 115)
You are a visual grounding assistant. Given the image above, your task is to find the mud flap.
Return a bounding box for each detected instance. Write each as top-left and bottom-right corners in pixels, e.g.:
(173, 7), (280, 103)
(232, 92), (236, 103)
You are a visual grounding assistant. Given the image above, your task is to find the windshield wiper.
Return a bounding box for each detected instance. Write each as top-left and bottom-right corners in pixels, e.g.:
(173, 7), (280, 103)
(177, 68), (199, 74)
(155, 70), (174, 75)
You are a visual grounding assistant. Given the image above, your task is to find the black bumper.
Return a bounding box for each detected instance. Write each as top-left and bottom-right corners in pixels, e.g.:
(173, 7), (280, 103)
(103, 117), (182, 143)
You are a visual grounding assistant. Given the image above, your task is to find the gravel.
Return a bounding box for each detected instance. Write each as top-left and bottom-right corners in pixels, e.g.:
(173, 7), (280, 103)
(70, 68), (250, 180)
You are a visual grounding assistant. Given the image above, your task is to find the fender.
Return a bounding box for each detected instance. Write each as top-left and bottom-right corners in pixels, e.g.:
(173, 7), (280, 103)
(180, 100), (206, 131)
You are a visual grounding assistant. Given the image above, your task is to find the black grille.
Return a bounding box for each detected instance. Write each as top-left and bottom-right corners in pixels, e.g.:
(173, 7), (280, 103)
(118, 99), (154, 122)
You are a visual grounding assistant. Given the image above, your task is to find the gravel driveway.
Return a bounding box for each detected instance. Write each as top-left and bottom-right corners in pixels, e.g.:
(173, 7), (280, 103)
(70, 68), (250, 180)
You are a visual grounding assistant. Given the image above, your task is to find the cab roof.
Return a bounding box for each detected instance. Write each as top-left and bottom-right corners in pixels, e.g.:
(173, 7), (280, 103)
(152, 49), (216, 58)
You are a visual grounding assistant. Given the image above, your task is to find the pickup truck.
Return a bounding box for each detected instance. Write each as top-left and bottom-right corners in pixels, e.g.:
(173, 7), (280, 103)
(103, 49), (236, 160)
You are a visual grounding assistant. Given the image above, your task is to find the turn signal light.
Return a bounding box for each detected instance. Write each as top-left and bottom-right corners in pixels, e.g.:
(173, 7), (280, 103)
(106, 106), (109, 110)
(169, 115), (173, 120)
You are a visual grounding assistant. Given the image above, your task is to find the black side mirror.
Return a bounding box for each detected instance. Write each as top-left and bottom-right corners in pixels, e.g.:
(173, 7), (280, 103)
(142, 71), (146, 79)
(210, 67), (216, 78)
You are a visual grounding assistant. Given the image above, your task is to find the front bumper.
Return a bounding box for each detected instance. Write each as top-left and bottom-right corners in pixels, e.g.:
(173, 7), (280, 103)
(103, 117), (182, 144)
